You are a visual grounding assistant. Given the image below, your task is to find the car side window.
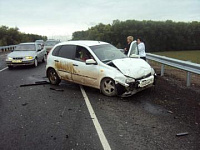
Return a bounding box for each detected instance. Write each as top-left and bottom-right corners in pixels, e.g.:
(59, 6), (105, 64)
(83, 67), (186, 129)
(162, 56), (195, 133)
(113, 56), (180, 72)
(52, 46), (61, 56)
(75, 46), (93, 62)
(56, 45), (76, 59)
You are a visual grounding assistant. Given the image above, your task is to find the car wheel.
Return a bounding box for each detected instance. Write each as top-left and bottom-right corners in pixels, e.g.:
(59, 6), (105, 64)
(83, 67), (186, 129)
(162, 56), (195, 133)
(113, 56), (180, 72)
(100, 78), (117, 96)
(34, 58), (38, 67)
(47, 68), (61, 85)
(42, 55), (46, 63)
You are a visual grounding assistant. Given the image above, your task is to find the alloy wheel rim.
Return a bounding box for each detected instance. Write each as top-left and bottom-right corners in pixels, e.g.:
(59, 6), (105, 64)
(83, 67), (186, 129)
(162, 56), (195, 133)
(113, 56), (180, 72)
(103, 79), (115, 94)
(50, 71), (57, 82)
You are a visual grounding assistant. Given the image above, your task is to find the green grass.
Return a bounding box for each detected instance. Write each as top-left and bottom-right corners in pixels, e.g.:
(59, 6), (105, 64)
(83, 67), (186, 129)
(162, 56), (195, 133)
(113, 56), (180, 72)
(152, 50), (200, 64)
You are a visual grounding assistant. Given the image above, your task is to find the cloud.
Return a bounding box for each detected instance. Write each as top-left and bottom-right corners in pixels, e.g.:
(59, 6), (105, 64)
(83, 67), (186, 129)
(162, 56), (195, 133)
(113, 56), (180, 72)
(0, 0), (199, 39)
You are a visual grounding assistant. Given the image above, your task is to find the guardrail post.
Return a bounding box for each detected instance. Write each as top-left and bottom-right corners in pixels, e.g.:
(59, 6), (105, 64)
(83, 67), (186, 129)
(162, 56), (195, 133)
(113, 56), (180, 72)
(161, 64), (165, 76)
(186, 72), (191, 87)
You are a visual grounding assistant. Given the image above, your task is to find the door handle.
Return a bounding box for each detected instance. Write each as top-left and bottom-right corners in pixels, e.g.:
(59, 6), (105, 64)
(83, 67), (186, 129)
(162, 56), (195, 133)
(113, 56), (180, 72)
(73, 64), (78, 66)
(54, 60), (59, 62)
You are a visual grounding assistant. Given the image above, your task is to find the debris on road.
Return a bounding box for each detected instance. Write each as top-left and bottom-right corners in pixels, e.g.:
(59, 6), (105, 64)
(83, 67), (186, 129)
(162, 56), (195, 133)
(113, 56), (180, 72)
(20, 81), (49, 87)
(176, 132), (189, 137)
(167, 110), (173, 114)
(60, 106), (66, 117)
(50, 87), (64, 91)
(22, 103), (28, 106)
(35, 81), (49, 84)
(174, 116), (178, 119)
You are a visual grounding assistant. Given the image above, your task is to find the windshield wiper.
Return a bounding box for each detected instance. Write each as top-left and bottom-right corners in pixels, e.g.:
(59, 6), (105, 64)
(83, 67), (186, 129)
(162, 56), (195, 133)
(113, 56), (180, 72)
(101, 59), (112, 63)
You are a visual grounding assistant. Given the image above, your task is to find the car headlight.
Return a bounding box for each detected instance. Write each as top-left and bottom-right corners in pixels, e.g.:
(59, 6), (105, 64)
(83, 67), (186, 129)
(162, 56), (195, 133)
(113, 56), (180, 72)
(25, 56), (33, 60)
(125, 77), (135, 83)
(7, 57), (13, 60)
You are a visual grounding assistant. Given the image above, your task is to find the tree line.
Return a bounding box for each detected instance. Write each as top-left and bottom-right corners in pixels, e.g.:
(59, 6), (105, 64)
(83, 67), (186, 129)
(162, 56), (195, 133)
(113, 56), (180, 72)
(0, 26), (47, 46)
(72, 20), (200, 52)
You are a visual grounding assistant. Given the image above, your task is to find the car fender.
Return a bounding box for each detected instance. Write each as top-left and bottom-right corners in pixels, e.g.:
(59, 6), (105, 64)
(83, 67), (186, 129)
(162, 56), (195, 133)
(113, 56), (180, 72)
(98, 65), (128, 88)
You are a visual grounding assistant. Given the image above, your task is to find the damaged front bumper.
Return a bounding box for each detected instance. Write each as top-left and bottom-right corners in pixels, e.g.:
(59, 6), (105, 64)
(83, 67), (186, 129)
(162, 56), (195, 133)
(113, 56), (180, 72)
(116, 75), (156, 97)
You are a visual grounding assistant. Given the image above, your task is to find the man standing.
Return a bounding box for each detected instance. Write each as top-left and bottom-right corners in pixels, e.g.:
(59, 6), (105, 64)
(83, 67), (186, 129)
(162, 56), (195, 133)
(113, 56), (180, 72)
(137, 38), (146, 61)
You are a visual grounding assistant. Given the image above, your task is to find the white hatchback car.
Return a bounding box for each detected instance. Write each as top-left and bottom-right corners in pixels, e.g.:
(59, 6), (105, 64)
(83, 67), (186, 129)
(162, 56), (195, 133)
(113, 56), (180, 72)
(46, 40), (156, 97)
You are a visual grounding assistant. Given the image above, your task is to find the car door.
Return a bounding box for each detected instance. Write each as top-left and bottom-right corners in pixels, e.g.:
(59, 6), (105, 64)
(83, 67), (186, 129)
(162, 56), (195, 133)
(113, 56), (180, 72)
(127, 41), (139, 58)
(36, 44), (43, 61)
(53, 45), (76, 81)
(72, 46), (99, 87)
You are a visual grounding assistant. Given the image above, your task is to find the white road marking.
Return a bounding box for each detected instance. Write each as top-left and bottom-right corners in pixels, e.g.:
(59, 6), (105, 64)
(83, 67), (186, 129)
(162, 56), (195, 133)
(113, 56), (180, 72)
(80, 85), (111, 150)
(0, 67), (8, 72)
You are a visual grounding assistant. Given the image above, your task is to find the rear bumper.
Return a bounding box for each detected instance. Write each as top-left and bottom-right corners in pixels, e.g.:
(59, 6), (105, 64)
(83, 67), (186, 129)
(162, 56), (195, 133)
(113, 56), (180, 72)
(6, 60), (35, 66)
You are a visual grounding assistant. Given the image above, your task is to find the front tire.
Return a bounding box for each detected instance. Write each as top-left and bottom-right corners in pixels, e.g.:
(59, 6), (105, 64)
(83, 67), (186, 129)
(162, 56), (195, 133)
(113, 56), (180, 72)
(34, 58), (38, 67)
(47, 68), (61, 85)
(100, 78), (117, 96)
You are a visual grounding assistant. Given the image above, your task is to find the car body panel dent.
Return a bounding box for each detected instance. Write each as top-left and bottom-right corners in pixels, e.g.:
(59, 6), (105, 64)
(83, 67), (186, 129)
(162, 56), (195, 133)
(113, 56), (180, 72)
(112, 58), (151, 79)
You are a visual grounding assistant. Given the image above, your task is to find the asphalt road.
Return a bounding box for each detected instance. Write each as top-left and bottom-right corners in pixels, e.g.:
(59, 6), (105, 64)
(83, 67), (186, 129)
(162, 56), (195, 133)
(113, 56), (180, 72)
(0, 52), (199, 150)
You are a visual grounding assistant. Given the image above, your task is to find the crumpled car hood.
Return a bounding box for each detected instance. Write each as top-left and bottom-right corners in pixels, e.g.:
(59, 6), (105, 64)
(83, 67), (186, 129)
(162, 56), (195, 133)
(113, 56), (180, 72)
(112, 58), (151, 79)
(8, 51), (36, 58)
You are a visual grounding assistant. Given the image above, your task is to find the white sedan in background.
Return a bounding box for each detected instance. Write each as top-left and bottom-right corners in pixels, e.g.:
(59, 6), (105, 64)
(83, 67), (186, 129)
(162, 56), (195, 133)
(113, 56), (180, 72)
(6, 42), (46, 69)
(44, 39), (60, 54)
(46, 40), (156, 97)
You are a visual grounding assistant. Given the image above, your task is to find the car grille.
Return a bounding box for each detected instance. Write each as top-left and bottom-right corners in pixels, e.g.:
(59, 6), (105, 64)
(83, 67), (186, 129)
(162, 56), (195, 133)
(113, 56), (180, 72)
(13, 57), (23, 60)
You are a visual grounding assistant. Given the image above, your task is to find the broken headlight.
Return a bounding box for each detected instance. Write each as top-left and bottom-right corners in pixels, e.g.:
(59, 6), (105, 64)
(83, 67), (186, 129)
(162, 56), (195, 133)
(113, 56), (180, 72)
(125, 77), (135, 83)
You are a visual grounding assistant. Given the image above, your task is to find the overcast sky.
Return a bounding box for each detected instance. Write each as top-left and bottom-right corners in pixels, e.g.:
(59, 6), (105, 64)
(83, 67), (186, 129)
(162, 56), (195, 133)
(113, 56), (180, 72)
(0, 0), (200, 40)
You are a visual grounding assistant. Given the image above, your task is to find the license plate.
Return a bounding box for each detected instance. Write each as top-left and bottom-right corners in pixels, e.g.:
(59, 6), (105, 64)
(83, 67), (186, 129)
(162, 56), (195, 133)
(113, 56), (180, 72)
(138, 76), (154, 88)
(12, 60), (22, 63)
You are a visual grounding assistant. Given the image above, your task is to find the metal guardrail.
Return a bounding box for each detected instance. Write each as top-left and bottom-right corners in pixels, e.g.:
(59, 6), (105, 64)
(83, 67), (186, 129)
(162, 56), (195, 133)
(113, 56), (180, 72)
(146, 53), (200, 86)
(0, 45), (17, 52)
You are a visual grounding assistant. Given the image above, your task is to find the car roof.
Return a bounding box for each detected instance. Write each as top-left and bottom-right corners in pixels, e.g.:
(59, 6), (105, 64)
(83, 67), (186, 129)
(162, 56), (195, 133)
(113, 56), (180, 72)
(57, 40), (108, 47)
(19, 42), (36, 45)
(35, 40), (44, 41)
(46, 39), (59, 42)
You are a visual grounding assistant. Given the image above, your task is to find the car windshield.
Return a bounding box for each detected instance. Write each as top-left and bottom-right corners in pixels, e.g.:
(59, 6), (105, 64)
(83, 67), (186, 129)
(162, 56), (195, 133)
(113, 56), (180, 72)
(45, 41), (59, 46)
(15, 44), (36, 51)
(90, 44), (127, 63)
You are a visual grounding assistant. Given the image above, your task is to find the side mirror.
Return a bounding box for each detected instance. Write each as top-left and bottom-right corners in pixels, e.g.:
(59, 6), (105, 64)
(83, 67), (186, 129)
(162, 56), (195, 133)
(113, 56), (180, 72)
(86, 59), (97, 65)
